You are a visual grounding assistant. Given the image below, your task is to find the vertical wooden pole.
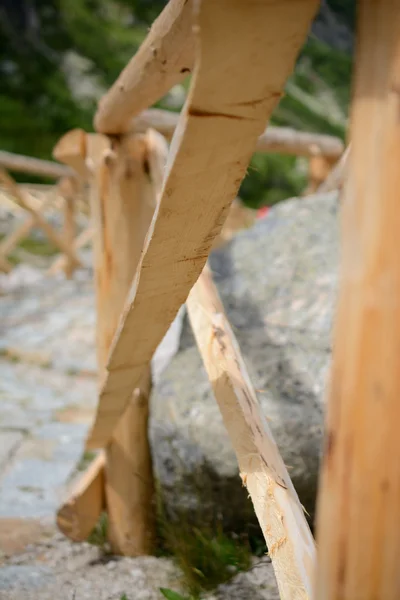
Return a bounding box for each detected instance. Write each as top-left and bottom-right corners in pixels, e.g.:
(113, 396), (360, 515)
(59, 177), (77, 278)
(315, 2), (400, 599)
(304, 154), (334, 195)
(90, 129), (167, 555)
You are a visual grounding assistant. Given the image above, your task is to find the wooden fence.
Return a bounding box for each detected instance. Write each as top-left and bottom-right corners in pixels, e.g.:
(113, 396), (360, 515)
(4, 0), (396, 598)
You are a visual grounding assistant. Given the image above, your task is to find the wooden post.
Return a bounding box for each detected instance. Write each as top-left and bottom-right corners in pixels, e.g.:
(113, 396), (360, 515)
(315, 2), (400, 599)
(317, 145), (350, 194)
(59, 177), (77, 278)
(304, 154), (335, 195)
(89, 129), (168, 555)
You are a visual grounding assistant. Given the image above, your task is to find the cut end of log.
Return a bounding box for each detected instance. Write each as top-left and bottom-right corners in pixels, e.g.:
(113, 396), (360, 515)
(53, 129), (88, 178)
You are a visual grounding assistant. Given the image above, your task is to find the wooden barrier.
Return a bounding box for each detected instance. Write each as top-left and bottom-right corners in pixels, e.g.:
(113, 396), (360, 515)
(86, 0), (320, 450)
(187, 265), (315, 598)
(315, 2), (400, 599)
(94, 0), (195, 135)
(5, 1), (400, 599)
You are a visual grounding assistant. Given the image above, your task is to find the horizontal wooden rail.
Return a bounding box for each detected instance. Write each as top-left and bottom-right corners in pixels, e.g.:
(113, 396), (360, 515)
(94, 0), (195, 134)
(0, 150), (74, 179)
(86, 0), (319, 449)
(133, 109), (344, 159)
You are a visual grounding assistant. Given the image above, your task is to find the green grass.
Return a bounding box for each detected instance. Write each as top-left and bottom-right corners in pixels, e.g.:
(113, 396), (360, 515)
(87, 512), (110, 551)
(158, 519), (251, 599)
(76, 450), (96, 472)
(0, 232), (58, 267)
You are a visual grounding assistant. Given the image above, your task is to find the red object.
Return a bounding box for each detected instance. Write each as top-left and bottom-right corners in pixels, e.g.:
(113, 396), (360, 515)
(257, 206), (270, 219)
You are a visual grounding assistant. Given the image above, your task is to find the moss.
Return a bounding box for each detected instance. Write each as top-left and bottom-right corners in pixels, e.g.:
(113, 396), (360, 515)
(76, 450), (96, 472)
(87, 512), (110, 551)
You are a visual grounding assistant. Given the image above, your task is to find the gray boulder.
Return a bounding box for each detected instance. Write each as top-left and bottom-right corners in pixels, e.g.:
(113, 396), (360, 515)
(150, 192), (339, 531)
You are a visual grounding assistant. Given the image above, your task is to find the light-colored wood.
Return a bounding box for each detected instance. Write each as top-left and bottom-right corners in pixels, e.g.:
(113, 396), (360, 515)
(56, 453), (105, 542)
(317, 145), (350, 194)
(52, 129), (89, 179)
(0, 149), (73, 179)
(55, 128), (168, 550)
(256, 127), (343, 159)
(60, 178), (77, 278)
(47, 226), (93, 276)
(0, 194), (54, 262)
(315, 3), (400, 599)
(94, 0), (195, 134)
(187, 265), (315, 600)
(105, 372), (154, 556)
(90, 129), (167, 554)
(132, 108), (345, 159)
(0, 169), (82, 269)
(86, 0), (319, 449)
(304, 155), (335, 195)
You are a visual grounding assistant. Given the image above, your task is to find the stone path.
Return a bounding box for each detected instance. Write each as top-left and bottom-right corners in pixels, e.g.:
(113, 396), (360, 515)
(0, 266), (97, 521)
(0, 263), (183, 523)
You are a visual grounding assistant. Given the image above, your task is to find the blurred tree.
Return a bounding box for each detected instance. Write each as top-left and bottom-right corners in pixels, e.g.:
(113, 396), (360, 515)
(0, 0), (353, 204)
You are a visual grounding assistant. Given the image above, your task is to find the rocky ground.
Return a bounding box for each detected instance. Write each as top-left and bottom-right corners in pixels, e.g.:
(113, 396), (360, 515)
(0, 191), (339, 598)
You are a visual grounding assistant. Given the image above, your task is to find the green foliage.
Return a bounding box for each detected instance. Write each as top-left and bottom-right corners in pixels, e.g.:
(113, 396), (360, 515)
(160, 589), (191, 600)
(87, 512), (110, 550)
(0, 1), (352, 207)
(159, 520), (251, 598)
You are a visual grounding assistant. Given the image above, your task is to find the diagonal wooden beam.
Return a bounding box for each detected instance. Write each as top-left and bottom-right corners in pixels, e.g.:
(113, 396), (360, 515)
(47, 226), (93, 276)
(0, 169), (82, 269)
(86, 0), (319, 449)
(187, 265), (316, 600)
(94, 0), (195, 135)
(0, 194), (54, 265)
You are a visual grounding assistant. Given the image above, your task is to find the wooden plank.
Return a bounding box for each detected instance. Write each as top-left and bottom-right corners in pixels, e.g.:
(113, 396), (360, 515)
(86, 0), (319, 449)
(0, 169), (82, 269)
(133, 108), (345, 159)
(314, 3), (400, 599)
(0, 150), (73, 179)
(94, 0), (195, 135)
(56, 453), (105, 542)
(187, 265), (315, 600)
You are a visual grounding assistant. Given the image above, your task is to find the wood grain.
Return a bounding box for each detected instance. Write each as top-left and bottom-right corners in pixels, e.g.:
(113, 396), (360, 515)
(187, 265), (315, 600)
(86, 0), (319, 449)
(94, 0), (195, 134)
(315, 2), (400, 598)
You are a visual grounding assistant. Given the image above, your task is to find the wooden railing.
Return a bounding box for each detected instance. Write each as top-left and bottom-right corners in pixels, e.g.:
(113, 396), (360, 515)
(54, 1), (321, 598)
(6, 1), (398, 599)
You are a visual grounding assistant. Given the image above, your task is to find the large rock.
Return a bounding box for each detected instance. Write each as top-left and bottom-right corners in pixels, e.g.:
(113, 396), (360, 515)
(150, 192), (340, 531)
